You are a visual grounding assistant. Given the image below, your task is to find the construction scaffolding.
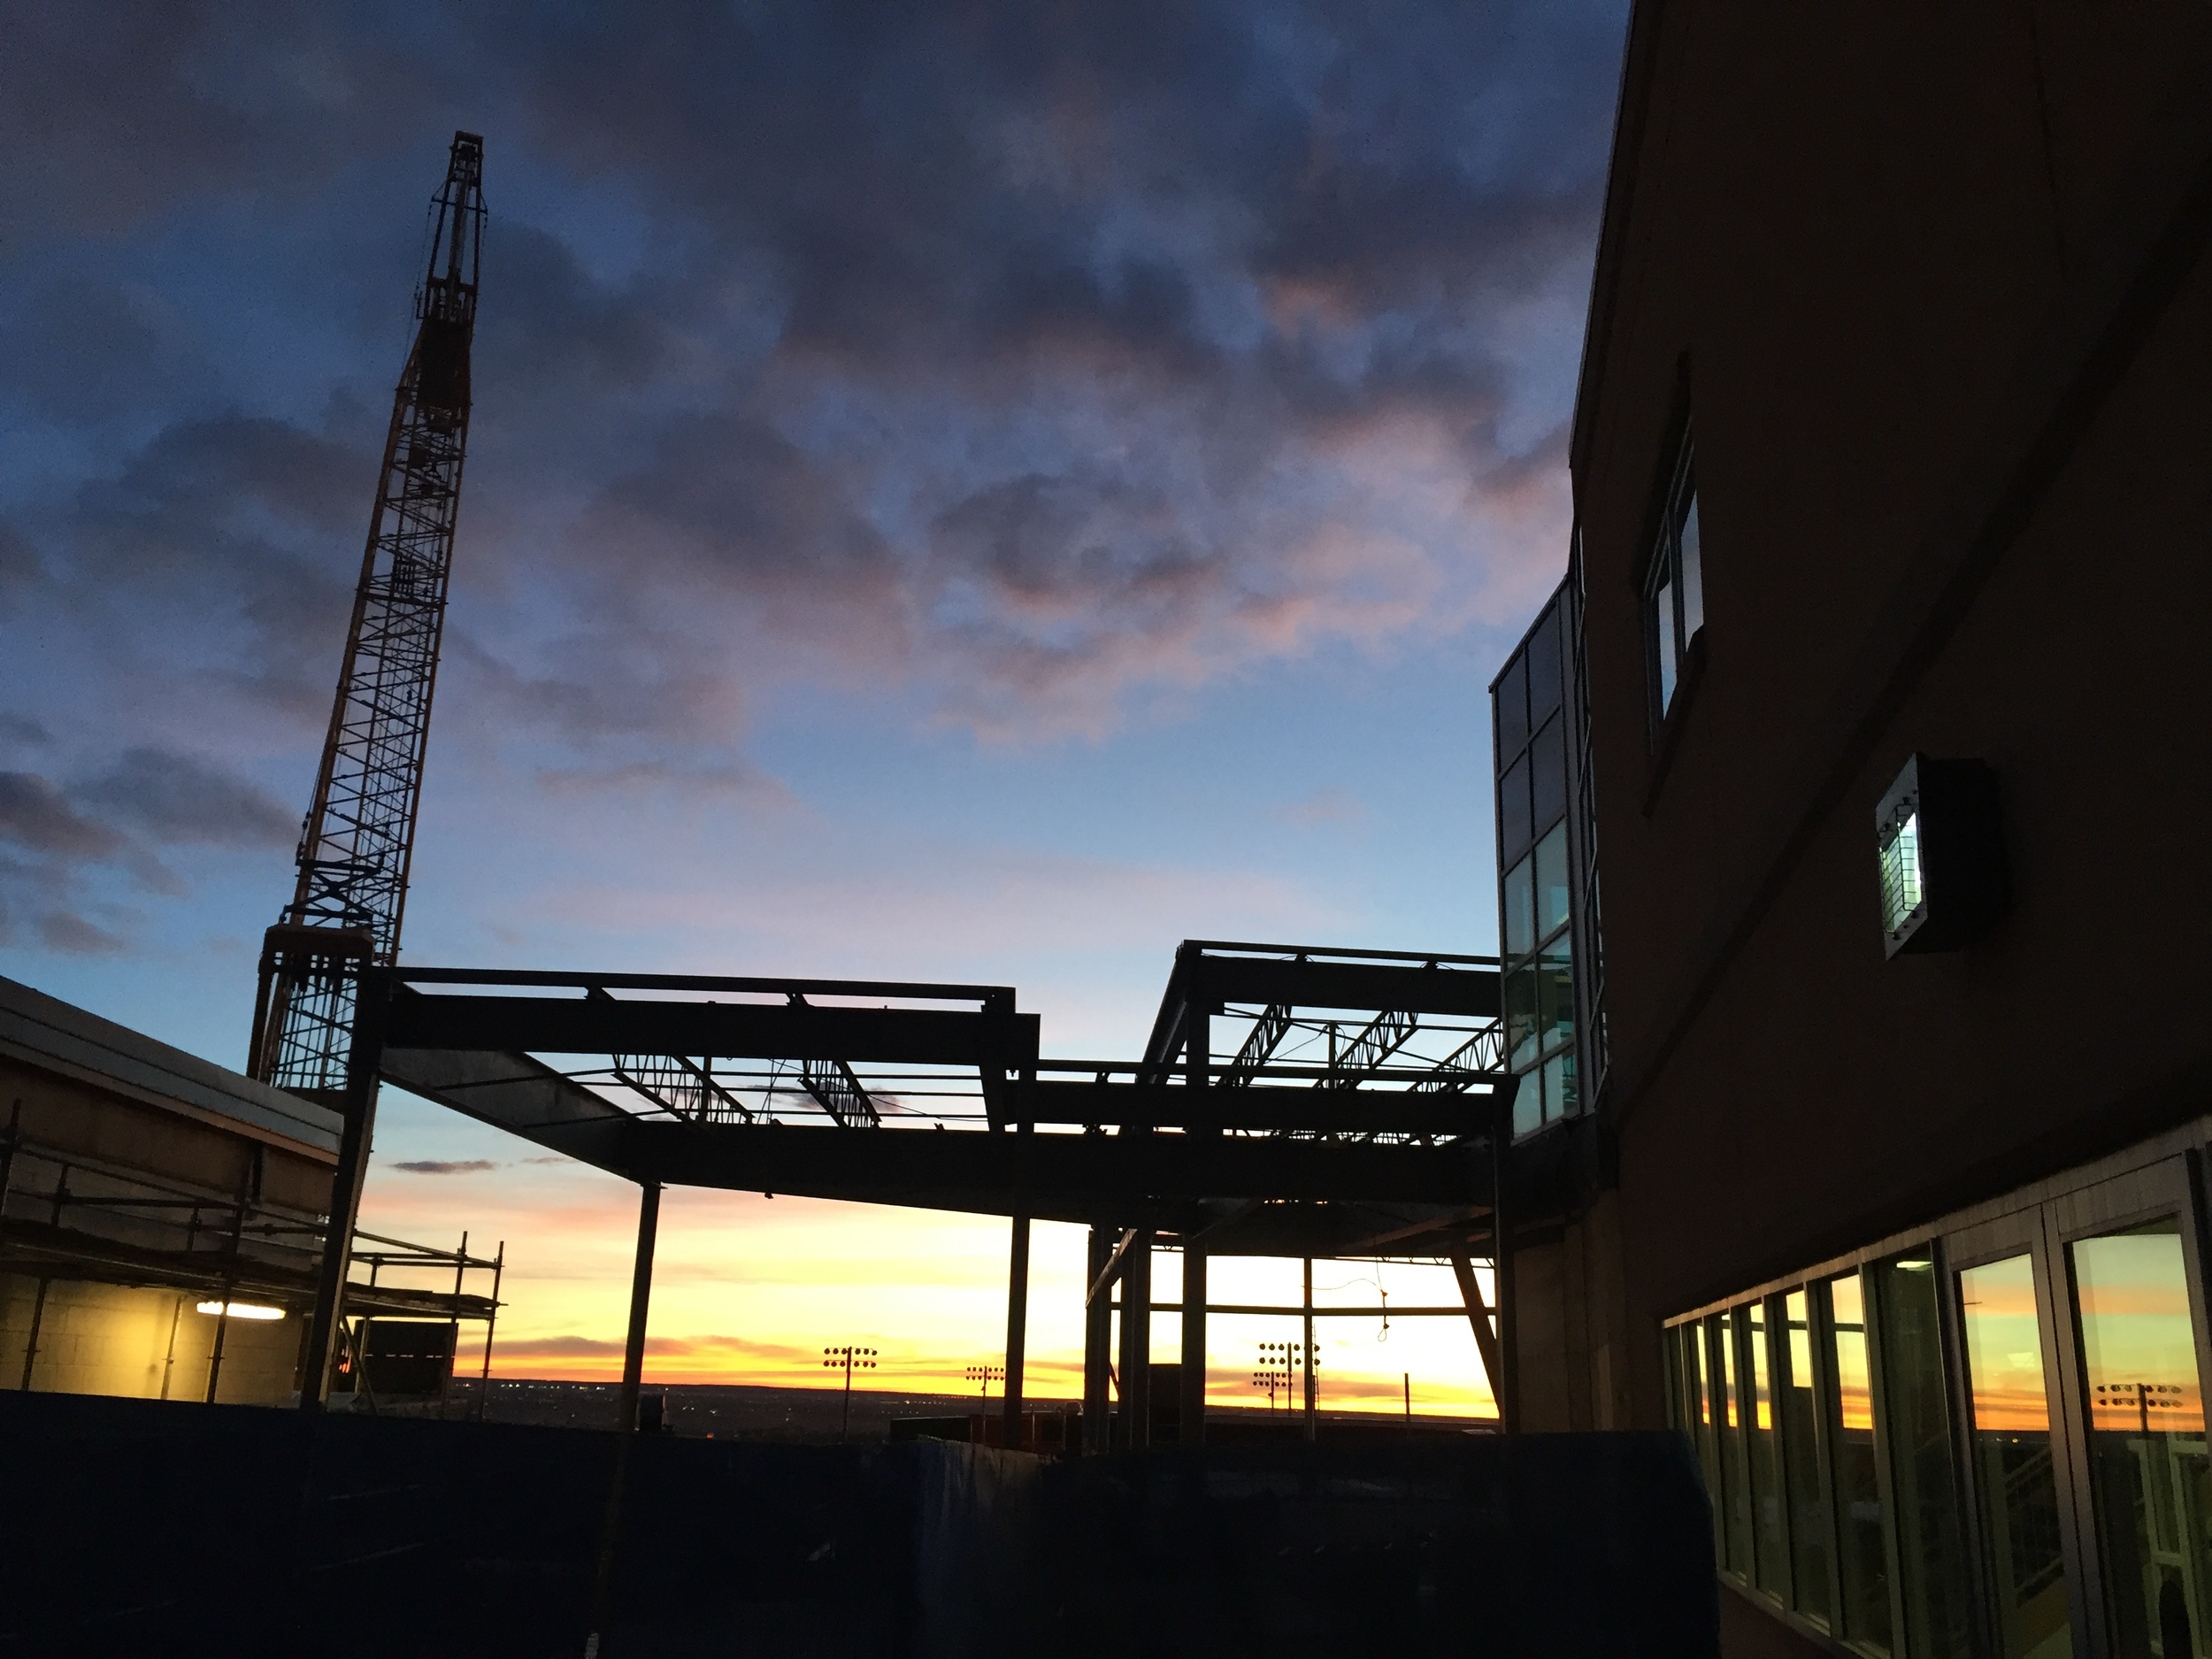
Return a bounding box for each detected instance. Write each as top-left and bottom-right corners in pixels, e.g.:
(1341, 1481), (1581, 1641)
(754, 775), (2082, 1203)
(0, 1105), (501, 1411)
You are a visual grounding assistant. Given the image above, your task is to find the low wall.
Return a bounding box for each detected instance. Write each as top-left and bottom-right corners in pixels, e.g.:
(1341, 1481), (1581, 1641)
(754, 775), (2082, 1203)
(0, 1391), (1713, 1658)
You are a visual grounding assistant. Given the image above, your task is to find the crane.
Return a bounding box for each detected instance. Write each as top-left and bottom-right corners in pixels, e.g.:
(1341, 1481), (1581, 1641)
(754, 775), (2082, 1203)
(249, 132), (485, 1098)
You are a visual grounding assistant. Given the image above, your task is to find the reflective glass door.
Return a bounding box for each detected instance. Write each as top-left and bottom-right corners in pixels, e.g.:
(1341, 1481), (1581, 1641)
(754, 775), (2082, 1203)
(1959, 1249), (2074, 1658)
(2053, 1161), (2212, 1659)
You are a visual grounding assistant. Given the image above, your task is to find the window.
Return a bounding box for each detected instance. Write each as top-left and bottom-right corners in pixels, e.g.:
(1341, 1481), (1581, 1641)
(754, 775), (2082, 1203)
(1745, 1300), (1788, 1595)
(1959, 1253), (2070, 1657)
(1780, 1288), (1834, 1624)
(1646, 440), (1703, 720)
(2070, 1219), (2206, 1659)
(1492, 595), (1581, 1137)
(1874, 1252), (1970, 1659)
(1825, 1271), (1894, 1653)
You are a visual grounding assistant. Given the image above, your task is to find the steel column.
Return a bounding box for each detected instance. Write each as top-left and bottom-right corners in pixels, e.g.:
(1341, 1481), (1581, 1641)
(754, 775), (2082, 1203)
(1002, 1212), (1030, 1452)
(1179, 1242), (1207, 1444)
(1118, 1229), (1152, 1451)
(299, 972), (388, 1409)
(1449, 1251), (1504, 1417)
(1493, 1101), (1519, 1433)
(1082, 1226), (1111, 1455)
(617, 1180), (662, 1435)
(1302, 1256), (1317, 1443)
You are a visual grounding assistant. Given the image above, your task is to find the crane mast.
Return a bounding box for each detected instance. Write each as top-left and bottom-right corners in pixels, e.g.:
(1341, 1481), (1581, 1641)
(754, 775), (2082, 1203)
(250, 131), (485, 1097)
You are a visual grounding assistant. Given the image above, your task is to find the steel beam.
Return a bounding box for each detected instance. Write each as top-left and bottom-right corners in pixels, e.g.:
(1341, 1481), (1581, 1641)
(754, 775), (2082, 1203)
(1014, 1078), (1502, 1133)
(1449, 1252), (1504, 1412)
(611, 1119), (1482, 1212)
(384, 994), (1038, 1069)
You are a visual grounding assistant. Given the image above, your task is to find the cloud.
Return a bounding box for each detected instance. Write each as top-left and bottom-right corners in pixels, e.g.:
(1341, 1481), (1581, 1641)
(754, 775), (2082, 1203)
(0, 772), (120, 859)
(0, 0), (1624, 963)
(390, 1158), (501, 1175)
(0, 749), (298, 951)
(1282, 786), (1367, 826)
(75, 748), (293, 849)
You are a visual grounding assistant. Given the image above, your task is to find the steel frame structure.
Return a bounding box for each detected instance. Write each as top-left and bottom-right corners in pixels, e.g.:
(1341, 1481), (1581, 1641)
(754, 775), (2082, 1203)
(296, 942), (1517, 1451)
(251, 131), (486, 1097)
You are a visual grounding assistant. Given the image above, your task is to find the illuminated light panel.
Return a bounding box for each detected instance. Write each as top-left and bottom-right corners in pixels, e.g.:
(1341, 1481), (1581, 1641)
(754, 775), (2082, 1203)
(196, 1300), (286, 1321)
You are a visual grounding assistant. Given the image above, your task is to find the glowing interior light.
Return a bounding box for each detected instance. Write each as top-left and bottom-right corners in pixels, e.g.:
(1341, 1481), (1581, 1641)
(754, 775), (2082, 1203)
(196, 1300), (286, 1321)
(1879, 809), (1924, 936)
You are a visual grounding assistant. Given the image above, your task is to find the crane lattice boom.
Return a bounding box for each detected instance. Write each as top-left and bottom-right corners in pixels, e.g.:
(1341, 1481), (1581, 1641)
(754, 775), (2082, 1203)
(250, 132), (485, 1096)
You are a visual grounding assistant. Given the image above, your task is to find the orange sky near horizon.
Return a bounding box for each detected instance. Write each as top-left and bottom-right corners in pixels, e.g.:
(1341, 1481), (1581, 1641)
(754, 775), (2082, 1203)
(355, 1087), (1499, 1417)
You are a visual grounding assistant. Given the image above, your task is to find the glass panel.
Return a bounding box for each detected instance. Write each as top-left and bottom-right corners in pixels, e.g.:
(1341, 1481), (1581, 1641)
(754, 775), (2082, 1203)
(1537, 933), (1574, 1060)
(1719, 1311), (1752, 1577)
(1503, 854), (1535, 961)
(1827, 1271), (1894, 1652)
(1877, 1251), (1971, 1659)
(1667, 1322), (1687, 1438)
(1784, 1288), (1835, 1624)
(1510, 1063), (1541, 1139)
(1654, 569), (1678, 712)
(1678, 488), (1704, 641)
(1496, 649), (1529, 757)
(2072, 1219), (2208, 1659)
(1530, 713), (1567, 833)
(1525, 603), (1563, 726)
(1504, 965), (1539, 1072)
(1960, 1253), (2072, 1659)
(1880, 810), (1924, 941)
(1747, 1300), (1788, 1595)
(1534, 822), (1571, 940)
(1539, 1048), (1575, 1125)
(1695, 1321), (1724, 1559)
(1499, 752), (1531, 863)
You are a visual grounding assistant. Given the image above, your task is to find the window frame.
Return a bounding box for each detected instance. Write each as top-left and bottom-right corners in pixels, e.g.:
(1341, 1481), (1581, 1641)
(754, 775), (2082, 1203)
(1643, 434), (1703, 729)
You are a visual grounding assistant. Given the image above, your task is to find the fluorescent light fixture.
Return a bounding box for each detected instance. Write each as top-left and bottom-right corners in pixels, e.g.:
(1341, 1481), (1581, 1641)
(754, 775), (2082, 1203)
(1876, 754), (2006, 958)
(196, 1300), (286, 1321)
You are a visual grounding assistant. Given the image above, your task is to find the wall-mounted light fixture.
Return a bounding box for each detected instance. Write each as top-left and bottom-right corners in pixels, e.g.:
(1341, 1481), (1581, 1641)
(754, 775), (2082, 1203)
(195, 1300), (286, 1321)
(1877, 754), (2006, 957)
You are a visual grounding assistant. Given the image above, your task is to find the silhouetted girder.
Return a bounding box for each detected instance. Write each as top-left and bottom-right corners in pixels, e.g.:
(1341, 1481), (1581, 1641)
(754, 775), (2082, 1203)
(1183, 1200), (1498, 1259)
(374, 1054), (1494, 1226)
(1140, 941), (1501, 1081)
(1319, 1006), (1417, 1089)
(383, 994), (1039, 1069)
(611, 1120), (1481, 1217)
(799, 1056), (879, 1126)
(788, 993), (879, 1125)
(1011, 1078), (1504, 1134)
(612, 1052), (752, 1123)
(1219, 1003), (1290, 1087)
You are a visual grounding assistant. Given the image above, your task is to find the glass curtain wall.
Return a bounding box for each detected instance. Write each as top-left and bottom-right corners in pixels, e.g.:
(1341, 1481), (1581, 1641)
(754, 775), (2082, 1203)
(1493, 595), (1578, 1135)
(1668, 1156), (2212, 1657)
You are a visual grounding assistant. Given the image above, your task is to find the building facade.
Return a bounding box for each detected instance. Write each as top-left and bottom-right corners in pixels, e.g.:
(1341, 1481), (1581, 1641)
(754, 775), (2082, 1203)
(0, 975), (496, 1407)
(1493, 4), (2212, 1655)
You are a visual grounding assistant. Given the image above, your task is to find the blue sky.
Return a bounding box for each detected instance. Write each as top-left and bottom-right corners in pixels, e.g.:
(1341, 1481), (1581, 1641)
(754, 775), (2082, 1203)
(0, 0), (1626, 1398)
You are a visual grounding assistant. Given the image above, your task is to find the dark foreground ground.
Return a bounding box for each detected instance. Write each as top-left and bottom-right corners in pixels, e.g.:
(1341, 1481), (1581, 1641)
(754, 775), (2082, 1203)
(0, 1388), (1716, 1659)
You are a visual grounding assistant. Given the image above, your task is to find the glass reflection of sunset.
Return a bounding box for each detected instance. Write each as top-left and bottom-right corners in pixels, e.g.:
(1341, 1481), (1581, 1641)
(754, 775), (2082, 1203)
(2074, 1226), (2203, 1435)
(1960, 1256), (2049, 1433)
